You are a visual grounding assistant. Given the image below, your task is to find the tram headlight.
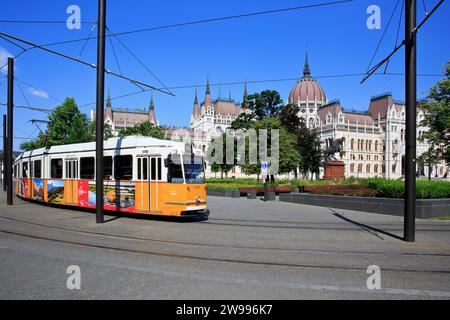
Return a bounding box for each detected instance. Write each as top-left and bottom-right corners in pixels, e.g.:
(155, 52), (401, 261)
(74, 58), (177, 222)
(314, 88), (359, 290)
(196, 196), (201, 204)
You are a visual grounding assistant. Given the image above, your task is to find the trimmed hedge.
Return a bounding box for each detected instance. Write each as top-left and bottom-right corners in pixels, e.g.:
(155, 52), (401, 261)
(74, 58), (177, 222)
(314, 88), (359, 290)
(206, 177), (450, 199)
(363, 178), (450, 199)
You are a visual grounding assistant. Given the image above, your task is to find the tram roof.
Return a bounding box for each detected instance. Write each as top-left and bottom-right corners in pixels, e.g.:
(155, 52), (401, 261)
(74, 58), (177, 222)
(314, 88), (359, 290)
(17, 136), (185, 160)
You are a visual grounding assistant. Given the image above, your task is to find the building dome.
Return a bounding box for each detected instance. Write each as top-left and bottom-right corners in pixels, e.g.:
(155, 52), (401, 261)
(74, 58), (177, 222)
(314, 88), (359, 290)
(288, 54), (327, 105)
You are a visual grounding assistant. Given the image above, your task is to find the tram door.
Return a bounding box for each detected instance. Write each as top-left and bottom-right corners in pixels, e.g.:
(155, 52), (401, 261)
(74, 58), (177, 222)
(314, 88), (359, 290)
(64, 159), (78, 205)
(137, 156), (161, 212)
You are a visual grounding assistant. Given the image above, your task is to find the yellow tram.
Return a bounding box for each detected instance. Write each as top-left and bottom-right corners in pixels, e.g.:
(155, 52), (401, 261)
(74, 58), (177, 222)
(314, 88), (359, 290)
(13, 136), (208, 217)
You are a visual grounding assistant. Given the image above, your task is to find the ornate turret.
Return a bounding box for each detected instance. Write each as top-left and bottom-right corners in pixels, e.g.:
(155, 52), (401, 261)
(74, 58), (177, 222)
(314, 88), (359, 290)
(148, 94), (157, 125)
(192, 87), (200, 119)
(105, 87), (113, 121)
(204, 76), (212, 106)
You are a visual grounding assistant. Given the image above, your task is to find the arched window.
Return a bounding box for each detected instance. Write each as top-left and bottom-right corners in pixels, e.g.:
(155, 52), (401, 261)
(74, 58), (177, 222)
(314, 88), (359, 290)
(369, 140), (372, 151)
(309, 118), (314, 128)
(382, 165), (385, 173)
(374, 164), (378, 173)
(350, 163), (355, 173)
(358, 163), (363, 173)
(366, 164), (371, 173)
(375, 140), (378, 151)
(351, 139), (355, 150)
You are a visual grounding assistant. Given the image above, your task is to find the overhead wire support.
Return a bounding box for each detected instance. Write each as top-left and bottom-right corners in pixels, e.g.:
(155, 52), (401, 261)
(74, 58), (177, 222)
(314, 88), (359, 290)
(364, 0), (402, 77)
(106, 26), (173, 95)
(361, 0), (444, 84)
(0, 31), (174, 96)
(77, 23), (97, 60)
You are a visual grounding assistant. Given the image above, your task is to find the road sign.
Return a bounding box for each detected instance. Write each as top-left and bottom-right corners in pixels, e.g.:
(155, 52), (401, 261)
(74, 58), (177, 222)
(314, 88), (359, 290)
(261, 161), (268, 177)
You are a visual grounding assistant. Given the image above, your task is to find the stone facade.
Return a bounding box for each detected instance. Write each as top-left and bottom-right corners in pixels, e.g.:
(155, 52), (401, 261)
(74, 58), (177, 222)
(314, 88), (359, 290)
(92, 90), (158, 136)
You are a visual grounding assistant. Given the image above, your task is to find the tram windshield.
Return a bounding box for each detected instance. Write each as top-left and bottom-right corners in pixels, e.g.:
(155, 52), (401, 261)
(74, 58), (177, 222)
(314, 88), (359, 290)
(168, 154), (204, 184)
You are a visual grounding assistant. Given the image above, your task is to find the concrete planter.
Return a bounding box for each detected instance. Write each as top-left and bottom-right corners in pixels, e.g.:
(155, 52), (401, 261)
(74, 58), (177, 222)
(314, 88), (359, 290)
(207, 189), (240, 198)
(279, 193), (450, 219)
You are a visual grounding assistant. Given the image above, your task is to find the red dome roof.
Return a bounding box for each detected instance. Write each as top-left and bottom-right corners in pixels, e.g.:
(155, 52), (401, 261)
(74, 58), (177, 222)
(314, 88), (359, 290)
(288, 54), (327, 105)
(288, 77), (327, 104)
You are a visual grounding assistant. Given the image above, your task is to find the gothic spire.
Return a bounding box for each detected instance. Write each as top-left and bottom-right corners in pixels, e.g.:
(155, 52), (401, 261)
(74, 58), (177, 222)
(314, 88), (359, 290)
(194, 86), (198, 105)
(206, 76), (210, 95)
(303, 52), (311, 77)
(106, 87), (112, 108)
(242, 81), (249, 109)
(149, 94), (154, 110)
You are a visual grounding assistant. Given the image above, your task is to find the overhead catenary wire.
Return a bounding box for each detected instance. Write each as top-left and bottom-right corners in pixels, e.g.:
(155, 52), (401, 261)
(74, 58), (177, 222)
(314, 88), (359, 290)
(14, 77), (63, 104)
(107, 28), (123, 76)
(106, 26), (173, 95)
(361, 0), (444, 84)
(76, 71), (444, 109)
(365, 0), (402, 76)
(77, 23), (97, 60)
(35, 0), (357, 48)
(0, 31), (174, 96)
(0, 20), (95, 24)
(384, 0), (405, 73)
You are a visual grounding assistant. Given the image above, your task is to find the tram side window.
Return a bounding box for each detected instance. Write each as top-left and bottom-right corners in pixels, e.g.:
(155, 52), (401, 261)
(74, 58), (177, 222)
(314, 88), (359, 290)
(33, 160), (42, 178)
(157, 158), (162, 181)
(150, 158), (162, 181)
(80, 157), (95, 179)
(104, 156), (113, 180)
(51, 159), (63, 179)
(168, 155), (183, 183)
(137, 158), (148, 180)
(22, 162), (29, 178)
(114, 155), (133, 180)
(151, 158), (156, 180)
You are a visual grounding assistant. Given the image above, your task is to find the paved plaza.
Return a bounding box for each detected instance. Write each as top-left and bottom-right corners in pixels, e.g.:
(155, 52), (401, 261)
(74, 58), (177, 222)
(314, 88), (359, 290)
(0, 192), (449, 299)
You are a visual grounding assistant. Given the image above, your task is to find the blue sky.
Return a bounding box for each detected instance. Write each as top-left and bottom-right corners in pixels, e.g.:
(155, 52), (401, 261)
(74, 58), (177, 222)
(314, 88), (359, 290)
(1, 0), (449, 151)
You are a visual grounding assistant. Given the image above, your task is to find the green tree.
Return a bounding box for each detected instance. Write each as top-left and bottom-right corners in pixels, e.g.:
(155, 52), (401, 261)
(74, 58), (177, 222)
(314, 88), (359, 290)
(279, 104), (324, 179)
(87, 120), (114, 140)
(419, 62), (450, 164)
(230, 112), (256, 130)
(417, 148), (441, 180)
(297, 118), (324, 179)
(247, 90), (283, 120)
(279, 103), (301, 133)
(20, 98), (92, 151)
(206, 133), (235, 178)
(118, 121), (165, 139)
(238, 117), (299, 180)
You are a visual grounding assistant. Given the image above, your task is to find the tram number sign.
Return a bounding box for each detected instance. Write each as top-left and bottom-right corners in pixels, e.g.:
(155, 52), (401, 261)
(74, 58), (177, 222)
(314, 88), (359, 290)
(261, 161), (268, 178)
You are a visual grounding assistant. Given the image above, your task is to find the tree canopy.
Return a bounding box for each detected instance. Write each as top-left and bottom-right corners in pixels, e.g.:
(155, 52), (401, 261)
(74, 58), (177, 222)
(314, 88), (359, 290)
(247, 90), (283, 120)
(118, 120), (165, 139)
(419, 61), (450, 164)
(20, 98), (100, 151)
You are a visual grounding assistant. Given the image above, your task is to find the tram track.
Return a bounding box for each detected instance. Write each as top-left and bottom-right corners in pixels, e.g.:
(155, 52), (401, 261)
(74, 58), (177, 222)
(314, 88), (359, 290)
(206, 217), (450, 232)
(1, 226), (450, 275)
(1, 213), (450, 266)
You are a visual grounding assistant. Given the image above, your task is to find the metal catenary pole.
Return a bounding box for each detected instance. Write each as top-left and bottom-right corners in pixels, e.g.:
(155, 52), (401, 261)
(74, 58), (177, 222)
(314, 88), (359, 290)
(404, 0), (416, 242)
(6, 57), (13, 205)
(3, 114), (6, 192)
(95, 0), (106, 223)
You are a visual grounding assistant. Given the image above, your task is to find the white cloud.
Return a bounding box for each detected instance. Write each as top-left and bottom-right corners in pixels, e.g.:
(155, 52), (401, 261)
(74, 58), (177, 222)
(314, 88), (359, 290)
(0, 46), (13, 74)
(28, 88), (49, 99)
